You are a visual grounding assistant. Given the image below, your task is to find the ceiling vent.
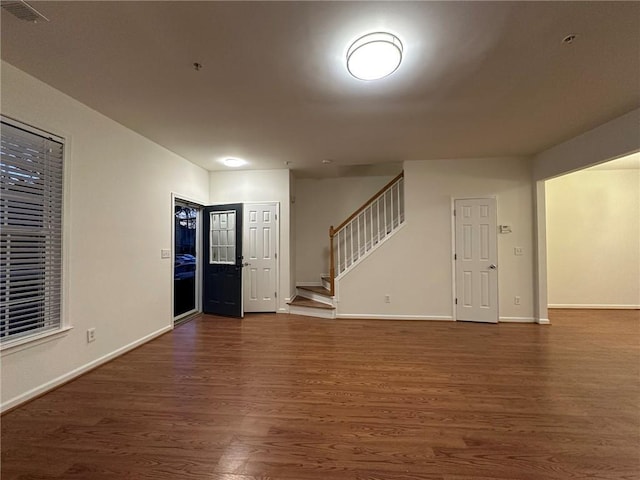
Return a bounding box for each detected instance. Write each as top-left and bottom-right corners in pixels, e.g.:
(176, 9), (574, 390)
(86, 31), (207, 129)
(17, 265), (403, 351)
(1, 0), (49, 22)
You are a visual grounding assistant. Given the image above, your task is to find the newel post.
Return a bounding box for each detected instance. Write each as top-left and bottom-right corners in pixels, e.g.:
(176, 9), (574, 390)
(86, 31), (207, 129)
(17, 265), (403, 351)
(329, 226), (335, 296)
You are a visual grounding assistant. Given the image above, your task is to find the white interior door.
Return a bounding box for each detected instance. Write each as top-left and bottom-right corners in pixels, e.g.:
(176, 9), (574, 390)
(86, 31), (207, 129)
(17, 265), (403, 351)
(454, 198), (498, 323)
(243, 203), (278, 312)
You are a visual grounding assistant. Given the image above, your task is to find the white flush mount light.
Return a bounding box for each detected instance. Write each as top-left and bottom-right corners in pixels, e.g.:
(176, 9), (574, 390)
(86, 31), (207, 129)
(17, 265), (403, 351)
(222, 157), (247, 167)
(347, 32), (403, 81)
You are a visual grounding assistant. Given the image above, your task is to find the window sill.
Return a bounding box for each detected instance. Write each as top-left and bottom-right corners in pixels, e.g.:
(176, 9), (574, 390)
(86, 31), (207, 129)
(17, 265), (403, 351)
(1, 326), (73, 356)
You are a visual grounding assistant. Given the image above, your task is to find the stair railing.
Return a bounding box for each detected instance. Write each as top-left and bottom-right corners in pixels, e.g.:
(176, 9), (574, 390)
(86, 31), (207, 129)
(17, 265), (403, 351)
(329, 171), (405, 295)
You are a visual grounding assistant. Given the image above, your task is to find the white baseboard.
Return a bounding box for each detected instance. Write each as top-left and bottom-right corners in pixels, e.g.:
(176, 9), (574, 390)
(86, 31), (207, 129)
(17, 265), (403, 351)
(276, 297), (293, 314)
(337, 313), (454, 321)
(1, 325), (172, 413)
(548, 304), (640, 310)
(499, 316), (536, 323)
(537, 318), (551, 325)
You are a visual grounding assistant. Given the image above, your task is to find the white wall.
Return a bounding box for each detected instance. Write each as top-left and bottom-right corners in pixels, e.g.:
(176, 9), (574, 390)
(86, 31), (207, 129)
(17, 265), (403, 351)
(209, 169), (292, 309)
(0, 61), (210, 410)
(295, 175), (394, 283)
(546, 168), (640, 308)
(337, 158), (535, 321)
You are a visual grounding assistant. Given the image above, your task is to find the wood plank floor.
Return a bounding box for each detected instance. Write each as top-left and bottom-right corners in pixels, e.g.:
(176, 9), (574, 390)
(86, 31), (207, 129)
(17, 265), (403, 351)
(2, 309), (639, 479)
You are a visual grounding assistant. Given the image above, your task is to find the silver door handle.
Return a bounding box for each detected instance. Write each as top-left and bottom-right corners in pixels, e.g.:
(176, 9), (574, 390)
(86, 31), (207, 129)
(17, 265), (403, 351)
(242, 262), (250, 267)
(488, 264), (497, 269)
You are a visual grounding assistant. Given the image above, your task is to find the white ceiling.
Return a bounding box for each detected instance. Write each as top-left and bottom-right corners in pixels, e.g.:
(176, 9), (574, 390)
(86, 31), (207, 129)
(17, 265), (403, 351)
(1, 1), (639, 174)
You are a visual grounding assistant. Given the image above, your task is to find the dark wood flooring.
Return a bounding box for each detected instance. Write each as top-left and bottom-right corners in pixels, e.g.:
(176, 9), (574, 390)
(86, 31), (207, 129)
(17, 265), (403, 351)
(2, 309), (639, 479)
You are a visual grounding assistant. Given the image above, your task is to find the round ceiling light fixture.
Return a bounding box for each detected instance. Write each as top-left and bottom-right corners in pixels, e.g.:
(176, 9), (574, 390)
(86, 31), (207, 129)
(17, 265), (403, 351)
(222, 157), (247, 167)
(347, 32), (403, 81)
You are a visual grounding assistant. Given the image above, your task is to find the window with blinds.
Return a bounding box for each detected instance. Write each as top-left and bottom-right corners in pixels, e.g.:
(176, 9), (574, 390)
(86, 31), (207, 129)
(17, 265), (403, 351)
(0, 118), (64, 344)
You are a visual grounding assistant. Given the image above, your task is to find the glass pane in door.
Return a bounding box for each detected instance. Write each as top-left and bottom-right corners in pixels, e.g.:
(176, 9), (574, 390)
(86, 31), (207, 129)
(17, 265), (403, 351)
(208, 210), (236, 265)
(174, 204), (198, 317)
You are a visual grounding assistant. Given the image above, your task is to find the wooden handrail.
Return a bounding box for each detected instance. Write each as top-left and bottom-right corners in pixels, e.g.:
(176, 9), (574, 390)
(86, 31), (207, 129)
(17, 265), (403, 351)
(330, 171), (404, 237)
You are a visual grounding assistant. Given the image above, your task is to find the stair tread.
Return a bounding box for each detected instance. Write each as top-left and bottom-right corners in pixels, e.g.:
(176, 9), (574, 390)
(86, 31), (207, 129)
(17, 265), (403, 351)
(297, 285), (332, 297)
(288, 296), (335, 310)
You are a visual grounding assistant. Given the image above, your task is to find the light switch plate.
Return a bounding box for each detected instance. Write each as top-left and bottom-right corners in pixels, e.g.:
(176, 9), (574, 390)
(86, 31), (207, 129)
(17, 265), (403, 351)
(514, 247), (524, 256)
(161, 249), (171, 259)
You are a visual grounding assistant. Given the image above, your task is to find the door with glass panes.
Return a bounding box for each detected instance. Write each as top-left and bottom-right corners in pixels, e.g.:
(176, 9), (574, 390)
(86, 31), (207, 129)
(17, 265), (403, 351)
(202, 204), (243, 317)
(174, 201), (199, 318)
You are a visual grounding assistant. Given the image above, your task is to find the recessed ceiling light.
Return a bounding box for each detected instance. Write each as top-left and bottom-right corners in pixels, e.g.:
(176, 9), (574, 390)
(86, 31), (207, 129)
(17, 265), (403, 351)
(222, 157), (247, 167)
(347, 32), (403, 81)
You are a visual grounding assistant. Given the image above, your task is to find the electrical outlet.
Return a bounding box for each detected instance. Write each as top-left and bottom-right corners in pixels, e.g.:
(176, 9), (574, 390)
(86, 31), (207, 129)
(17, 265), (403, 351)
(384, 294), (391, 303)
(514, 296), (521, 305)
(87, 328), (96, 343)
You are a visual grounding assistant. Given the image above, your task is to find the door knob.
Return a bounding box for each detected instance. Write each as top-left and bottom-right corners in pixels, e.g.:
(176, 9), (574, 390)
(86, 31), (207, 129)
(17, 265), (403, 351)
(488, 264), (497, 269)
(242, 262), (250, 267)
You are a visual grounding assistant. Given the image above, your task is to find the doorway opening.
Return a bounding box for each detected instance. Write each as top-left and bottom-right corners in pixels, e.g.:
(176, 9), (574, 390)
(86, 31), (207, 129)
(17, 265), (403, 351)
(200, 202), (280, 318)
(544, 153), (640, 313)
(174, 199), (201, 322)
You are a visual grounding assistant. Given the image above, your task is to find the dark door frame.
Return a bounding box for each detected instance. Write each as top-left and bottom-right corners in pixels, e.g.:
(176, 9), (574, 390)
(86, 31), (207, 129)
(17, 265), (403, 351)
(172, 194), (204, 324)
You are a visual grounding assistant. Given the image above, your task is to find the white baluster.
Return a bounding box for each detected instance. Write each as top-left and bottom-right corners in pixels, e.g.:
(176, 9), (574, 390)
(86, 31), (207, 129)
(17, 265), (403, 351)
(351, 222), (355, 264)
(397, 180), (401, 225)
(369, 205), (374, 251)
(340, 229), (345, 273)
(335, 232), (342, 275)
(383, 192), (387, 238)
(363, 207), (368, 253)
(376, 198), (381, 243)
(391, 185), (395, 232)
(356, 213), (361, 260)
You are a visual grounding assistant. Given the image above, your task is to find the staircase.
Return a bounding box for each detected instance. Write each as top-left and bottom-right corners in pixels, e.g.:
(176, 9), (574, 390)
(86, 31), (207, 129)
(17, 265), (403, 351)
(289, 172), (405, 319)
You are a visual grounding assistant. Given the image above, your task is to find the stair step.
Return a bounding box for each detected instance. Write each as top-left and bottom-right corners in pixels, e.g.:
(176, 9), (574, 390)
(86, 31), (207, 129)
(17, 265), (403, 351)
(288, 296), (335, 310)
(297, 285), (332, 297)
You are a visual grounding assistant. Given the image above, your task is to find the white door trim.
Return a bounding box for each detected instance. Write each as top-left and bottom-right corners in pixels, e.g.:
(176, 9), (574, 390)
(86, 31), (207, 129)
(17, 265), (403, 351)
(534, 181), (550, 324)
(451, 196), (499, 322)
(450, 198), (457, 319)
(243, 202), (280, 313)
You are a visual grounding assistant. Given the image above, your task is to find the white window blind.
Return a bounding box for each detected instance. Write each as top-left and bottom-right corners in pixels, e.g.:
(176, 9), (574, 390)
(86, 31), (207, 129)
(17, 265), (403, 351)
(0, 118), (64, 343)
